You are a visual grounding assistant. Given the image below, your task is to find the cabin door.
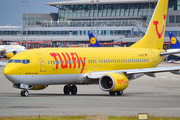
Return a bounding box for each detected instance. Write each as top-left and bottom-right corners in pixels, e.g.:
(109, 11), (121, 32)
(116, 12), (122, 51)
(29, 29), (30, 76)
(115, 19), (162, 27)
(36, 53), (46, 72)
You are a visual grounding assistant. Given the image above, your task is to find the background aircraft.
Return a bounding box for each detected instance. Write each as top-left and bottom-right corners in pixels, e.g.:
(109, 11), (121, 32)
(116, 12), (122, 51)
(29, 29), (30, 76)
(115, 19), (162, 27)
(0, 44), (26, 59)
(88, 32), (102, 47)
(166, 32), (180, 57)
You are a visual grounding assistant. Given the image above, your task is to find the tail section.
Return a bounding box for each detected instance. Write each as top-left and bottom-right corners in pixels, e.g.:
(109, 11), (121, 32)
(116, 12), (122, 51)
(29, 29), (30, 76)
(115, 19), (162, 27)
(131, 0), (169, 49)
(168, 32), (180, 49)
(88, 32), (102, 47)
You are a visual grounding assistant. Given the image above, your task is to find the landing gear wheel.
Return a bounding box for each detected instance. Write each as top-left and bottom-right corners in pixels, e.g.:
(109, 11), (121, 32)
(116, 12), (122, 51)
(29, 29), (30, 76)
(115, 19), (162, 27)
(109, 91), (115, 95)
(20, 91), (24, 96)
(24, 90), (29, 97)
(20, 90), (29, 97)
(63, 85), (70, 95)
(71, 85), (77, 95)
(117, 91), (123, 96)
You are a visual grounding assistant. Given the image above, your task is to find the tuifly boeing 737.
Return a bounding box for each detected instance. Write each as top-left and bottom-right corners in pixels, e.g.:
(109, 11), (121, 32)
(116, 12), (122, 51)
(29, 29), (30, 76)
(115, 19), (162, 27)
(3, 0), (180, 97)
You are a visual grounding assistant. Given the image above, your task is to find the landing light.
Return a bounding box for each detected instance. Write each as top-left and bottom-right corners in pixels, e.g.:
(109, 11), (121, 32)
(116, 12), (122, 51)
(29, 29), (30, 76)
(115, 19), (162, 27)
(138, 113), (148, 120)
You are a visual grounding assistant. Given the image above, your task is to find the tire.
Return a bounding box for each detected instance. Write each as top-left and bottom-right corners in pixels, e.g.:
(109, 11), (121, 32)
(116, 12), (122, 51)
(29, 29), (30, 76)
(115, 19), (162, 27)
(24, 90), (29, 97)
(20, 91), (24, 96)
(109, 91), (115, 95)
(70, 85), (77, 95)
(117, 91), (123, 96)
(63, 85), (70, 95)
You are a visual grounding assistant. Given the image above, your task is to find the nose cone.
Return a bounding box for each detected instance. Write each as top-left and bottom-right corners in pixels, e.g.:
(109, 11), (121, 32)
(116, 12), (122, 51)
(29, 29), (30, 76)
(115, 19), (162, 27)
(4, 63), (18, 84)
(4, 63), (18, 75)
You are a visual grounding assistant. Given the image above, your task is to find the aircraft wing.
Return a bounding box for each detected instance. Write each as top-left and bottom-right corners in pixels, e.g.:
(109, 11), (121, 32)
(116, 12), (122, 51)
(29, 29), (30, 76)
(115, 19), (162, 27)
(0, 61), (7, 67)
(86, 66), (180, 79)
(160, 50), (180, 56)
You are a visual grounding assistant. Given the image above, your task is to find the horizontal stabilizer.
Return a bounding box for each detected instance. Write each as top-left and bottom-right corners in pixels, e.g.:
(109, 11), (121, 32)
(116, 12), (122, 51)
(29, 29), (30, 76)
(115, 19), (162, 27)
(160, 50), (180, 56)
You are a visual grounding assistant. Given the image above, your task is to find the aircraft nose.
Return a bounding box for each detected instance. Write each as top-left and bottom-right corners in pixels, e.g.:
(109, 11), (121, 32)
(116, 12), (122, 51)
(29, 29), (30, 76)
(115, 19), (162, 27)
(4, 64), (18, 84)
(4, 64), (18, 75)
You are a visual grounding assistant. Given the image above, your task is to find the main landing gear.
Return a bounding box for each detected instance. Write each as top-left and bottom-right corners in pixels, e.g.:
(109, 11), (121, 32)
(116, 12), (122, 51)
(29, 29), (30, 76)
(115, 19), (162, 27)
(20, 89), (29, 97)
(109, 91), (123, 96)
(63, 84), (77, 95)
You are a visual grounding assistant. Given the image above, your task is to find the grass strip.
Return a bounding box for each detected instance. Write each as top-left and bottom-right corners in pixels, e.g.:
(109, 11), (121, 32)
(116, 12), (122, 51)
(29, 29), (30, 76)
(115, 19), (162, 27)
(0, 114), (180, 120)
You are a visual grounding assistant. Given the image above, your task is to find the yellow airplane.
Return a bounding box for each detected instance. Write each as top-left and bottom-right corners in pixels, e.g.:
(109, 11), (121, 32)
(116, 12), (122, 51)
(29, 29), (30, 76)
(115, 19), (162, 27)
(3, 0), (180, 97)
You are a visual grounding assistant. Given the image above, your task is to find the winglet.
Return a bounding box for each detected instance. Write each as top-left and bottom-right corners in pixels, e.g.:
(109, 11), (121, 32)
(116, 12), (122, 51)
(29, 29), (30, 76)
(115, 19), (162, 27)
(88, 32), (102, 47)
(168, 32), (180, 49)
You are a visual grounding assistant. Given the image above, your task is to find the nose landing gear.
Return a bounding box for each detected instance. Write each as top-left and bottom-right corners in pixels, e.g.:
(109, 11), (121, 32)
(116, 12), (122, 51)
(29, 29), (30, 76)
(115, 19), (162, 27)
(63, 84), (77, 95)
(20, 89), (29, 97)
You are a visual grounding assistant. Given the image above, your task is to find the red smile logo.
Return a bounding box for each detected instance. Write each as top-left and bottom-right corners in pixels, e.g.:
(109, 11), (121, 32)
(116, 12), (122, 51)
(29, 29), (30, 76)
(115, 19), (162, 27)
(153, 14), (166, 38)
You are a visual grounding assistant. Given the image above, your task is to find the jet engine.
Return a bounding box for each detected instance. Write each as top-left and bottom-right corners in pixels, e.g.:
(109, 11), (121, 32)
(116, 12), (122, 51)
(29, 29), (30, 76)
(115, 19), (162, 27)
(6, 53), (14, 59)
(99, 73), (129, 92)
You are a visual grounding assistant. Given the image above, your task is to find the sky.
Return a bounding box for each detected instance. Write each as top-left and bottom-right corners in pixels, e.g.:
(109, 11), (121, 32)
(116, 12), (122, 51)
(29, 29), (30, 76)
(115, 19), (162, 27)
(0, 0), (69, 26)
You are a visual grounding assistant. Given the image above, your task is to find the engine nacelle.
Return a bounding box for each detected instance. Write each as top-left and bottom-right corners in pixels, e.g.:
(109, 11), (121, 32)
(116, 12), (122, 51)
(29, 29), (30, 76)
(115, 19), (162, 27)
(99, 73), (129, 92)
(6, 53), (14, 59)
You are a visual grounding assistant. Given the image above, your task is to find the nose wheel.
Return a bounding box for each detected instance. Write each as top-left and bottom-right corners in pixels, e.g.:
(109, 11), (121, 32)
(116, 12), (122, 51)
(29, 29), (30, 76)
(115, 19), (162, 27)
(63, 85), (77, 95)
(20, 90), (29, 97)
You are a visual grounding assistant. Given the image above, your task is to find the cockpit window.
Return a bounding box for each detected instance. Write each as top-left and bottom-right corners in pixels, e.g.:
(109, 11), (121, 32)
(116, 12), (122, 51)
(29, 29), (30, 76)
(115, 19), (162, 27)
(8, 59), (30, 64)
(13, 60), (22, 63)
(22, 60), (26, 64)
(26, 60), (30, 64)
(8, 59), (13, 63)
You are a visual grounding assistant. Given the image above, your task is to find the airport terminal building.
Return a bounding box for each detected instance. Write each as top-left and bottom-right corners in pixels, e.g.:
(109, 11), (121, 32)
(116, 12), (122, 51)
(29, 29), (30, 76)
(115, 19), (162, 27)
(0, 0), (180, 48)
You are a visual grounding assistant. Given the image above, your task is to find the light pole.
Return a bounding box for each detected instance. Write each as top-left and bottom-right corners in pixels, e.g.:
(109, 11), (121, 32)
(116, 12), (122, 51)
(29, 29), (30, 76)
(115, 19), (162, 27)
(21, 1), (28, 48)
(91, 0), (94, 32)
(96, 0), (99, 38)
(149, 0), (150, 22)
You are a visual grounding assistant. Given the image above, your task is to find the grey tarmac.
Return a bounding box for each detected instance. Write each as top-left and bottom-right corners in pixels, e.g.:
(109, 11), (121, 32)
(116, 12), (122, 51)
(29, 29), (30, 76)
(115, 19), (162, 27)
(0, 62), (180, 117)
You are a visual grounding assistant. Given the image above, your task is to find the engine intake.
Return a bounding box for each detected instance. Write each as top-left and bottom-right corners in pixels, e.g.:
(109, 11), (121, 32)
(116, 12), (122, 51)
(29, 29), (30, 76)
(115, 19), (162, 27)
(99, 73), (129, 92)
